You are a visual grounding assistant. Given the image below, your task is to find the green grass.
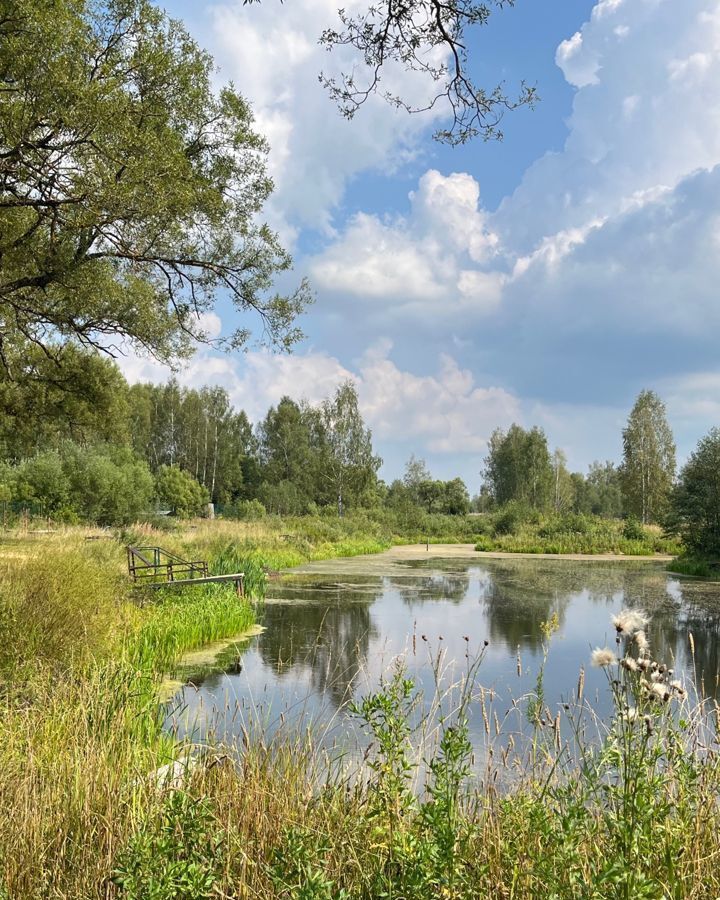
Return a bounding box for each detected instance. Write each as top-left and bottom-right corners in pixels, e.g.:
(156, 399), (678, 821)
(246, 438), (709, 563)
(473, 511), (680, 556)
(127, 585), (256, 675)
(667, 555), (720, 579)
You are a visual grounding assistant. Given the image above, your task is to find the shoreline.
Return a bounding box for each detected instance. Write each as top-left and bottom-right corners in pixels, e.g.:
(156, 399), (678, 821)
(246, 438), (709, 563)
(384, 543), (673, 562)
(285, 542), (674, 575)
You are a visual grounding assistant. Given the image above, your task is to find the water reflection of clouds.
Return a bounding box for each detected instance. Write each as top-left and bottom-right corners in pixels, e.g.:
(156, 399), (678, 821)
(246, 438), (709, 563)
(166, 559), (720, 758)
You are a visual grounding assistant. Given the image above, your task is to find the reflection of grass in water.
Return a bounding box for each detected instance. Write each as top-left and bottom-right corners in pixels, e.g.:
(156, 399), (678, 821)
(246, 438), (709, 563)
(160, 620), (720, 899)
(160, 626), (266, 697)
(667, 555), (720, 581)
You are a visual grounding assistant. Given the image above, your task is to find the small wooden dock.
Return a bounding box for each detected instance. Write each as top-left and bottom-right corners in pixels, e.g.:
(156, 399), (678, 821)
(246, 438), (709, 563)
(127, 546), (244, 596)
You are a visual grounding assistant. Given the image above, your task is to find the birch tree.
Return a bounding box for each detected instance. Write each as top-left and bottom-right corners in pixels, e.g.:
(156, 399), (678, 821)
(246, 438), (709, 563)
(320, 382), (381, 516)
(621, 390), (676, 524)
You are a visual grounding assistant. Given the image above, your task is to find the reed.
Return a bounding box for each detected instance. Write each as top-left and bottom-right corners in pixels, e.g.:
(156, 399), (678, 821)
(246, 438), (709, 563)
(127, 585), (256, 675)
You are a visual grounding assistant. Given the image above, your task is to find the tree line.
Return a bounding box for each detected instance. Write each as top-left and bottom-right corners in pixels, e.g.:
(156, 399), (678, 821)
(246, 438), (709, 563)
(481, 390), (720, 558)
(480, 390), (676, 524)
(1, 362), (719, 559)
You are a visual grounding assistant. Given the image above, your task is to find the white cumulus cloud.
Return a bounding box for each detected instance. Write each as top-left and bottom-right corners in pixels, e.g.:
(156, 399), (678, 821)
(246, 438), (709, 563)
(205, 0), (448, 236)
(309, 169), (502, 320)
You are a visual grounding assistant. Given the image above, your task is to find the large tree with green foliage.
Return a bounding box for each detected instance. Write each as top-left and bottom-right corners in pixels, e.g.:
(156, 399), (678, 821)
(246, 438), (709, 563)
(0, 345), (130, 459)
(402, 455), (432, 503)
(319, 381), (381, 516)
(572, 461), (623, 518)
(257, 397), (317, 513)
(621, 391), (676, 524)
(0, 0), (309, 381)
(668, 429), (720, 558)
(483, 424), (553, 509)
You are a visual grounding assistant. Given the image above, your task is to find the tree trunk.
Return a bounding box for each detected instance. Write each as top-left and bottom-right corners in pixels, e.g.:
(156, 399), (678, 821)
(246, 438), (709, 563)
(211, 422), (218, 500)
(202, 415), (208, 487)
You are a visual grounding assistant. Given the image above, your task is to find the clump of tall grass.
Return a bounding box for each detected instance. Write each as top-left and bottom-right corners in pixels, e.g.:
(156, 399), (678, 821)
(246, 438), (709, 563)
(128, 584), (256, 675)
(0, 657), (174, 898)
(0, 539), (258, 898)
(0, 545), (129, 684)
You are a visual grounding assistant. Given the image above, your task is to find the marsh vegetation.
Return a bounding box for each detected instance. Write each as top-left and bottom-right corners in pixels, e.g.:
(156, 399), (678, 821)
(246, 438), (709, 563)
(2, 523), (720, 898)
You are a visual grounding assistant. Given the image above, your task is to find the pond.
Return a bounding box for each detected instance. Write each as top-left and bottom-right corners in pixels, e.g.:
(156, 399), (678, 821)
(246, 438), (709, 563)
(165, 552), (720, 767)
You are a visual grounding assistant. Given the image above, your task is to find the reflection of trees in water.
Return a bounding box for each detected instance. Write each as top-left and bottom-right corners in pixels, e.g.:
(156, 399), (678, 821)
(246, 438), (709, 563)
(391, 572), (471, 607)
(477, 560), (676, 654)
(481, 579), (570, 653)
(258, 582), (381, 708)
(649, 607), (720, 701)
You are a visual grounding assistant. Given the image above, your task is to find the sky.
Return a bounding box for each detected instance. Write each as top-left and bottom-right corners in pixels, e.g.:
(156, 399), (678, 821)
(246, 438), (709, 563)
(120, 0), (720, 493)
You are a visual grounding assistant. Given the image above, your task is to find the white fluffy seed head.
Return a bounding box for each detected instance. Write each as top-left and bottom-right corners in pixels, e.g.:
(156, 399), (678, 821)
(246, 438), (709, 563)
(635, 630), (650, 653)
(649, 682), (671, 702)
(612, 609), (649, 636)
(592, 647), (617, 668)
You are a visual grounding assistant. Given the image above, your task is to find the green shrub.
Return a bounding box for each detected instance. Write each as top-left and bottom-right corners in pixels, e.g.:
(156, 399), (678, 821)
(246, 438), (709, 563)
(622, 517), (646, 541)
(155, 466), (209, 518)
(111, 791), (225, 900)
(492, 502), (537, 537)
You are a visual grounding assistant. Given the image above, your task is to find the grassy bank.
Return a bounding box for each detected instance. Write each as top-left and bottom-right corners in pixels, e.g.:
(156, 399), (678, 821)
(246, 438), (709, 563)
(1, 520), (710, 898)
(0, 534), (261, 897)
(473, 509), (680, 556)
(667, 554), (720, 579)
(1, 507), (681, 564)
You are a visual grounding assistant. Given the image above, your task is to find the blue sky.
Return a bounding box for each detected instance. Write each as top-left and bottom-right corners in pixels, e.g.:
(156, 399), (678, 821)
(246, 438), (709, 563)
(122, 0), (720, 493)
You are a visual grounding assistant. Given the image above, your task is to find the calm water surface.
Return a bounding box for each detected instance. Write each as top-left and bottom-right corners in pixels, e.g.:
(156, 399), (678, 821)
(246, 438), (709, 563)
(165, 557), (720, 759)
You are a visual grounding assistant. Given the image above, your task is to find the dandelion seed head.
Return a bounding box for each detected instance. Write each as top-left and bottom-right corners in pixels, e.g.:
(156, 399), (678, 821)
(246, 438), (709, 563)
(591, 647), (617, 668)
(621, 657), (639, 672)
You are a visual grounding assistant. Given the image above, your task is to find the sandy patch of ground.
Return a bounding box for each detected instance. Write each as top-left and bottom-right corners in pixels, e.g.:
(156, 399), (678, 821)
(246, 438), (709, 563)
(384, 543), (673, 562)
(285, 543), (672, 577)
